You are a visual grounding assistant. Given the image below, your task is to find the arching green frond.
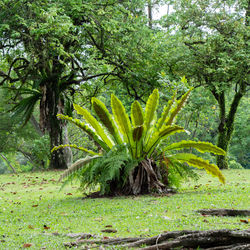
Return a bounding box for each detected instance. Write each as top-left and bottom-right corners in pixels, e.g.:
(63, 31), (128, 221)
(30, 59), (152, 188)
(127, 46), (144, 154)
(73, 104), (114, 149)
(165, 88), (192, 125)
(145, 125), (186, 156)
(92, 97), (123, 144)
(156, 91), (176, 130)
(57, 114), (109, 151)
(170, 153), (225, 184)
(163, 140), (226, 155)
(131, 100), (144, 127)
(144, 89), (159, 131)
(111, 94), (132, 143)
(58, 155), (100, 182)
(12, 91), (41, 126)
(51, 144), (101, 156)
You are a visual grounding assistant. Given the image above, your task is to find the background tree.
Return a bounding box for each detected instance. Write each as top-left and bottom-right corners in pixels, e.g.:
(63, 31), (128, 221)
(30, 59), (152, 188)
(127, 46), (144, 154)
(160, 0), (249, 168)
(0, 0), (160, 168)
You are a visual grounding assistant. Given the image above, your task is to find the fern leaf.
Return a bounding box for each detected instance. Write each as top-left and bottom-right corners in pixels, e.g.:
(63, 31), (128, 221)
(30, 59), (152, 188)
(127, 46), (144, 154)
(111, 94), (132, 143)
(156, 91), (176, 130)
(58, 155), (100, 182)
(73, 104), (114, 149)
(145, 125), (186, 156)
(131, 100), (144, 127)
(170, 153), (225, 184)
(51, 144), (101, 156)
(57, 114), (109, 151)
(163, 140), (226, 155)
(11, 91), (41, 126)
(144, 89), (159, 131)
(92, 97), (123, 145)
(165, 88), (192, 125)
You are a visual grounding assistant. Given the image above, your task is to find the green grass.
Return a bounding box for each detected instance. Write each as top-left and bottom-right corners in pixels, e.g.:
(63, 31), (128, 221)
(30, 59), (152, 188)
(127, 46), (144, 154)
(0, 170), (249, 249)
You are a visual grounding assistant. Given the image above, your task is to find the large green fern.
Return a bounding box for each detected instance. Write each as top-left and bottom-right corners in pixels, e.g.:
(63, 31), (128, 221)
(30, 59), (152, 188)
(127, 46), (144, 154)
(54, 88), (226, 195)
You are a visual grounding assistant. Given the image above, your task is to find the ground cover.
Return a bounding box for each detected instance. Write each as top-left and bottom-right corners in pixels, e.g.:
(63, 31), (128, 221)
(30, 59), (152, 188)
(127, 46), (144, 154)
(0, 170), (249, 249)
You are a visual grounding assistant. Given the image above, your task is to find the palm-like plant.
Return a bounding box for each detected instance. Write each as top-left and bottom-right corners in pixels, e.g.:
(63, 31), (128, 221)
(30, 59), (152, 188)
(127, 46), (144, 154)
(54, 89), (225, 195)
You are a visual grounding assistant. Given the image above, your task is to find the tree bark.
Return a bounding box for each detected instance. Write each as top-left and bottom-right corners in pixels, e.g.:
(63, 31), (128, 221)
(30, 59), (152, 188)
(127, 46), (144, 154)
(63, 229), (250, 249)
(148, 0), (153, 28)
(196, 209), (250, 217)
(40, 82), (69, 169)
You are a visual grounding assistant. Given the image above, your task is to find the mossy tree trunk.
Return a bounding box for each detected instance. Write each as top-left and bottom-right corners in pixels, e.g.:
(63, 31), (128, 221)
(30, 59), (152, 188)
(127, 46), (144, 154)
(212, 82), (246, 169)
(40, 80), (70, 169)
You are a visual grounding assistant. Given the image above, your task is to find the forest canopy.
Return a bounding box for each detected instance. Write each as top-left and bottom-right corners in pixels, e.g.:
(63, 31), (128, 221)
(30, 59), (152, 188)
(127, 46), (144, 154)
(0, 0), (249, 175)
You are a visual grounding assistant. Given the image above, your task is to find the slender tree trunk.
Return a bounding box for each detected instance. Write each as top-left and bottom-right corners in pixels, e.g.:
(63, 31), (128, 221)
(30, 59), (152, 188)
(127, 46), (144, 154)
(216, 92), (229, 169)
(40, 82), (69, 169)
(148, 0), (153, 28)
(0, 153), (18, 175)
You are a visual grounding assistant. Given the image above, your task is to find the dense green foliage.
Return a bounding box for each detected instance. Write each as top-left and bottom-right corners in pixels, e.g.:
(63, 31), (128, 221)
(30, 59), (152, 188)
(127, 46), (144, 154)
(0, 0), (249, 173)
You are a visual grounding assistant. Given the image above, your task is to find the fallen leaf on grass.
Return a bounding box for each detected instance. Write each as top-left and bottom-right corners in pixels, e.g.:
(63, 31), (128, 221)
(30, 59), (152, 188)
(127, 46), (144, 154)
(101, 229), (117, 233)
(23, 243), (32, 248)
(240, 219), (249, 224)
(32, 204), (38, 207)
(66, 193), (72, 195)
(28, 225), (34, 229)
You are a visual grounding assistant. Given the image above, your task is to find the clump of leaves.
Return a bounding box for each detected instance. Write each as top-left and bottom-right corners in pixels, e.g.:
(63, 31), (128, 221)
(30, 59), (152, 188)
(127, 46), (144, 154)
(53, 88), (226, 195)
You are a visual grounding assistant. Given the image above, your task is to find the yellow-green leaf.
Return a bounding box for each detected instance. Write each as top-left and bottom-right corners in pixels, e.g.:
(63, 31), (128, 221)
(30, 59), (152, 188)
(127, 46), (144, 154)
(51, 144), (101, 156)
(57, 114), (109, 151)
(165, 88), (192, 125)
(144, 89), (159, 131)
(73, 104), (114, 149)
(171, 153), (225, 184)
(145, 125), (185, 155)
(163, 140), (226, 155)
(131, 100), (144, 127)
(111, 94), (132, 143)
(58, 156), (100, 182)
(156, 91), (176, 130)
(92, 97), (123, 144)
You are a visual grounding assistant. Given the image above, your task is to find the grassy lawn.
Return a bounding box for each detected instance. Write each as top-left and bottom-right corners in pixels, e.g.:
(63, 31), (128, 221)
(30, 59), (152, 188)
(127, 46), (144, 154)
(0, 169), (249, 249)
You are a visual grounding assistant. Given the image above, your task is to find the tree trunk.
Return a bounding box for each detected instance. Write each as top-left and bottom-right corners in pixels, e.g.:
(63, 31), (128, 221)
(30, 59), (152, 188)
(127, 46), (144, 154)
(40, 82), (69, 169)
(215, 92), (229, 169)
(214, 84), (246, 169)
(63, 229), (250, 249)
(0, 153), (18, 175)
(196, 209), (250, 217)
(148, 0), (153, 28)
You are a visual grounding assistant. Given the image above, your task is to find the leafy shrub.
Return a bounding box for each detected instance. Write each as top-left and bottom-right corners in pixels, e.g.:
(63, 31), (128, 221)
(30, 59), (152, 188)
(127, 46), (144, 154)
(54, 89), (226, 195)
(229, 160), (243, 169)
